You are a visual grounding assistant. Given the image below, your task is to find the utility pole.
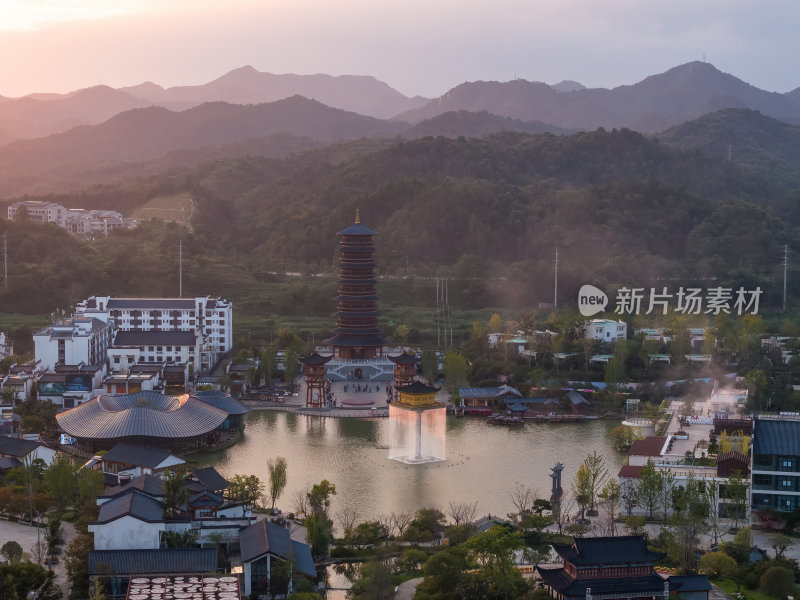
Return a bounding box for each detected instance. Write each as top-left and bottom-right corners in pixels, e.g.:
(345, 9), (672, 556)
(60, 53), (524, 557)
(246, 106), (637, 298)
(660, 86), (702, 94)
(2, 234), (6, 288)
(554, 247), (559, 311)
(783, 245), (789, 312)
(179, 240), (183, 298)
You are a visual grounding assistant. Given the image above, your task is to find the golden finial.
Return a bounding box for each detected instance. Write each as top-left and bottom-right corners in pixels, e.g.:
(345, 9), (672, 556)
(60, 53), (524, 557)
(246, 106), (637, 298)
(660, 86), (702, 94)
(355, 209), (360, 224)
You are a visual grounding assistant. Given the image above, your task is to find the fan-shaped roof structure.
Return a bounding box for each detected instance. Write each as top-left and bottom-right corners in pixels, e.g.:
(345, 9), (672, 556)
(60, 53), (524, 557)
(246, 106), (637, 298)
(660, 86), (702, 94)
(192, 390), (249, 416)
(56, 390), (227, 441)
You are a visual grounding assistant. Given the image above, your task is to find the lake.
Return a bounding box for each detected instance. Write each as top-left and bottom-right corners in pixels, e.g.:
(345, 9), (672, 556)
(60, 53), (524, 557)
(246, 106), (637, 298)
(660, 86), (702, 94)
(194, 411), (624, 523)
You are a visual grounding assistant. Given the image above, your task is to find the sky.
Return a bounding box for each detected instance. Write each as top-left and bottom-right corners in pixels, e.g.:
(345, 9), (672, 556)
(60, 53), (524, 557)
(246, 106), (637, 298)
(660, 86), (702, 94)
(1, 0), (798, 98)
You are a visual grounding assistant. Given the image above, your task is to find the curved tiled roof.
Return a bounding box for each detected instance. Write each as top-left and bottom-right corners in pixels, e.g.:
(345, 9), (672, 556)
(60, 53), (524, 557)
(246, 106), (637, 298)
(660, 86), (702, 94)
(192, 391), (250, 416)
(56, 391), (227, 440)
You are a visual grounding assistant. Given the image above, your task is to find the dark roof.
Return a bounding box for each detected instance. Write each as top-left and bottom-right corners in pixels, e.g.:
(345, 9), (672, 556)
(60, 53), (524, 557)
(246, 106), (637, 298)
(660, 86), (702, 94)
(388, 352), (419, 365)
(187, 490), (223, 506)
(567, 391), (590, 405)
(337, 223), (377, 236)
(191, 466), (229, 491)
(537, 566), (666, 597)
(553, 536), (664, 565)
(504, 397), (558, 405)
(324, 334), (390, 347)
(0, 435), (42, 457)
(107, 299), (197, 310)
(618, 465), (645, 479)
(459, 385), (523, 399)
(298, 352), (333, 365)
(668, 574), (712, 592)
(192, 391), (249, 416)
(94, 489), (164, 524)
(0, 457), (21, 470)
(240, 520), (315, 577)
(100, 474), (165, 499)
(395, 381), (440, 394)
(56, 391), (227, 440)
(102, 443), (177, 469)
(629, 436), (667, 457)
(114, 330), (197, 346)
(754, 418), (800, 456)
(88, 548), (218, 575)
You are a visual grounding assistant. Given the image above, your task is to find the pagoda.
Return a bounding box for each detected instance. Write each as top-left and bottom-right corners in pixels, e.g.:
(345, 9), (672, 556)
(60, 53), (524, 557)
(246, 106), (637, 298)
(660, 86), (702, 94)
(388, 352), (419, 401)
(325, 211), (389, 359)
(388, 380), (446, 464)
(299, 351), (332, 407)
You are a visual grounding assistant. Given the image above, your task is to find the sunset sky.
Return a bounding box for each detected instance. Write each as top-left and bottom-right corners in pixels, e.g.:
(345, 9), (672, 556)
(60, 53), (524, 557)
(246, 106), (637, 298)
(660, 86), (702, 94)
(1, 0), (798, 98)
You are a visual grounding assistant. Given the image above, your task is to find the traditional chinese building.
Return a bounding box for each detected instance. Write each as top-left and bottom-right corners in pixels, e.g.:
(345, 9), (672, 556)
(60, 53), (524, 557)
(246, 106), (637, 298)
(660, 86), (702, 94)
(537, 536), (667, 600)
(324, 211), (389, 359)
(388, 352), (418, 401)
(299, 351), (332, 407)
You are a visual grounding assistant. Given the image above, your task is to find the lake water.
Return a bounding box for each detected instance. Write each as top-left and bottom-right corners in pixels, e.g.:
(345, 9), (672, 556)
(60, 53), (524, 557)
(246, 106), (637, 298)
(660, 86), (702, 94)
(195, 411), (624, 523)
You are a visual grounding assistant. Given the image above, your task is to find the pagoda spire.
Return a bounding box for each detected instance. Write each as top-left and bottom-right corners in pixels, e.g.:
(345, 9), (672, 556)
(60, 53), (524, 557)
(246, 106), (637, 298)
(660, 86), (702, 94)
(355, 208), (360, 224)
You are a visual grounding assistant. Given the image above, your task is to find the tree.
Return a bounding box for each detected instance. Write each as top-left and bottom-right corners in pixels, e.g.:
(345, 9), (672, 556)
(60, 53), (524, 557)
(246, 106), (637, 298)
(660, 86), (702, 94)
(43, 453), (77, 511)
(770, 534), (793, 560)
(759, 566), (797, 599)
(464, 526), (530, 600)
(420, 349), (438, 385)
(262, 348), (278, 383)
(666, 475), (709, 574)
(508, 483), (534, 523)
(390, 511), (411, 537)
(705, 480), (723, 546)
(725, 471), (749, 529)
(744, 370), (768, 411)
(699, 551), (737, 578)
(442, 351), (468, 397)
(582, 451), (608, 514)
(291, 487), (310, 516)
(621, 479), (638, 517)
(336, 506), (359, 535)
(404, 507), (446, 543)
(65, 533), (94, 599)
(659, 468), (676, 524)
(228, 474), (263, 514)
(0, 562), (62, 600)
(307, 480), (336, 516)
(447, 500), (478, 526)
(267, 456), (288, 511)
(637, 460), (662, 519)
(0, 541), (23, 564)
(416, 546), (469, 599)
(598, 479), (622, 536)
(284, 349), (300, 389)
(571, 463), (592, 521)
(305, 512), (333, 559)
(347, 557), (393, 600)
(161, 469), (189, 518)
(487, 313), (503, 332)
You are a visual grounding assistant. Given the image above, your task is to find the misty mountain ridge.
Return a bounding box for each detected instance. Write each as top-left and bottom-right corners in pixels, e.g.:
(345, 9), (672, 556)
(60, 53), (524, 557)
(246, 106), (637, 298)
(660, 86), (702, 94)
(397, 61), (800, 132)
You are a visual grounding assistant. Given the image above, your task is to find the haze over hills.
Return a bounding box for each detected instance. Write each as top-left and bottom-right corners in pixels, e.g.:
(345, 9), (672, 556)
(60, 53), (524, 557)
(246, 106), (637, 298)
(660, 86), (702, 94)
(0, 97), (406, 197)
(658, 109), (800, 189)
(396, 62), (800, 132)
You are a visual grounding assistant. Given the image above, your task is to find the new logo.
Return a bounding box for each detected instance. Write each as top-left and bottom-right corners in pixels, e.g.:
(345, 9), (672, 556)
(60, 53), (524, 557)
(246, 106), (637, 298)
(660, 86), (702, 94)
(578, 284), (608, 316)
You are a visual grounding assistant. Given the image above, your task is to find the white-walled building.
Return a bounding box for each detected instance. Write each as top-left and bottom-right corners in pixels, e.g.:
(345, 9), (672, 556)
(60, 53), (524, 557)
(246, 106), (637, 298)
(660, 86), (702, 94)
(7, 200), (67, 225)
(77, 296), (232, 357)
(33, 317), (113, 371)
(8, 200), (135, 236)
(585, 318), (627, 342)
(0, 332), (12, 359)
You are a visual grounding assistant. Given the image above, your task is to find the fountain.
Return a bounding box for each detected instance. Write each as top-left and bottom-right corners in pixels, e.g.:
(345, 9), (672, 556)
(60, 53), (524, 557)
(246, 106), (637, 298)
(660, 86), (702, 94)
(388, 381), (446, 464)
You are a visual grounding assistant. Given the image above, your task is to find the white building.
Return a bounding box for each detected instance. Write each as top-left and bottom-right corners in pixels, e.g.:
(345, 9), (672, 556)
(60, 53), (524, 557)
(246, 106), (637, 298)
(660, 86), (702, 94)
(585, 318), (627, 342)
(33, 317), (113, 371)
(77, 296), (232, 357)
(8, 200), (135, 236)
(0, 332), (12, 359)
(7, 200), (67, 225)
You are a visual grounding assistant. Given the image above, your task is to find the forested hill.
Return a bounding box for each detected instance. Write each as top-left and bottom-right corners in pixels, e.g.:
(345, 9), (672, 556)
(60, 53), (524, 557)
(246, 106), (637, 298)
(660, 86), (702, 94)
(9, 127), (798, 315)
(658, 109), (800, 188)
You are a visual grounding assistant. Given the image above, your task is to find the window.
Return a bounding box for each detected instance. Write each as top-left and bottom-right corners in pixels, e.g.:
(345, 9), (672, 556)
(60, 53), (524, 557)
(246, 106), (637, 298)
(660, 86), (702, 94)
(148, 346), (154, 352)
(166, 346), (172, 352)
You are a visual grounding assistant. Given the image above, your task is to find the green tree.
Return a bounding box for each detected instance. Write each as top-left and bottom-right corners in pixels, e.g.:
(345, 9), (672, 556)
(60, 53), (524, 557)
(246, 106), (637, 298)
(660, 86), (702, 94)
(267, 456), (288, 511)
(659, 468), (676, 524)
(759, 566), (797, 599)
(43, 454), (77, 511)
(0, 541), (23, 564)
(464, 525), (530, 600)
(583, 451), (609, 513)
(637, 460), (662, 519)
(347, 557), (392, 600)
(420, 349), (438, 384)
(404, 507), (447, 543)
(284, 349), (300, 389)
(0, 562), (62, 600)
(572, 463), (592, 520)
(442, 351), (468, 397)
(305, 511), (333, 559)
(161, 469), (189, 518)
(724, 471), (749, 529)
(307, 480), (336, 516)
(65, 533), (94, 599)
(699, 551), (737, 578)
(227, 474), (263, 514)
(598, 479), (622, 536)
(416, 546), (469, 600)
(666, 474), (709, 574)
(262, 347), (278, 383)
(487, 313), (503, 332)
(744, 370), (768, 411)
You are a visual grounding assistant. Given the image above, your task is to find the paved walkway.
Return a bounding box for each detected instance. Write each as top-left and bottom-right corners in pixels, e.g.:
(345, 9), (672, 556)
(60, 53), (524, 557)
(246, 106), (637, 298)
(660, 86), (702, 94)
(0, 518), (78, 596)
(394, 577), (423, 600)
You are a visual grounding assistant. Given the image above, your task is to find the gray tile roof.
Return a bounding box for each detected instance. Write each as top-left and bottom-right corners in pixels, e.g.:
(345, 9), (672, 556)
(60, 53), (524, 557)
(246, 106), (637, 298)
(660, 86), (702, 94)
(95, 489), (164, 523)
(191, 466), (229, 491)
(88, 548), (217, 575)
(101, 443), (177, 469)
(100, 474), (165, 499)
(0, 435), (42, 457)
(56, 391), (227, 440)
(754, 418), (800, 456)
(193, 392), (249, 416)
(240, 520), (315, 576)
(459, 385), (523, 399)
(114, 330), (197, 347)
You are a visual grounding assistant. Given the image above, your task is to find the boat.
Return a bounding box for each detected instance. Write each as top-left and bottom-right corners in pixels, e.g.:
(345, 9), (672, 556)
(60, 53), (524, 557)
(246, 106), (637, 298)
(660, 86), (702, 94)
(488, 414), (525, 426)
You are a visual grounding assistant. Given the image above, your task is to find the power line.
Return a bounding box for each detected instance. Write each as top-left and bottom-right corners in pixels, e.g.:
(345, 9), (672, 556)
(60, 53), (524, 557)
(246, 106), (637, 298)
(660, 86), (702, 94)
(554, 247), (559, 311)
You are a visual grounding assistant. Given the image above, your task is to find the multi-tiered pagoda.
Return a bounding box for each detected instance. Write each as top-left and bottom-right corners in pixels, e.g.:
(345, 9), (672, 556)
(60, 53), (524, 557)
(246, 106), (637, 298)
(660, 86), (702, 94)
(325, 211), (389, 359)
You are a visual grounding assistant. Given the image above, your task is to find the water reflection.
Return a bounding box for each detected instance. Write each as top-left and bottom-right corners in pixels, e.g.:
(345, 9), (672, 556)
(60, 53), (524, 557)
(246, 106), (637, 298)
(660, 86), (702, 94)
(195, 412), (623, 523)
